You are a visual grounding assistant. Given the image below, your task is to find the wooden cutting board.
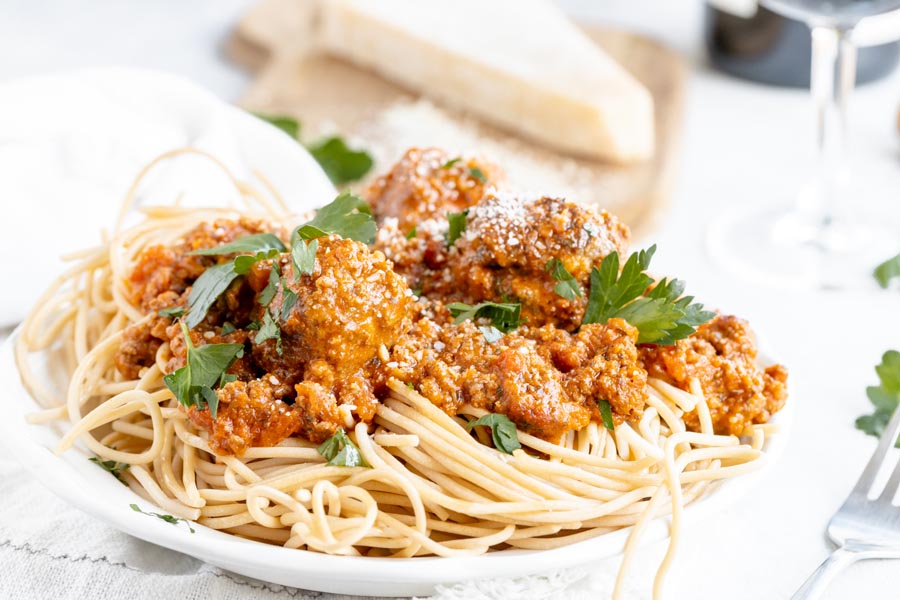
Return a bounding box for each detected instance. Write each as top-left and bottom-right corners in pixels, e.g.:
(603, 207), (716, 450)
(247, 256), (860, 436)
(226, 0), (686, 239)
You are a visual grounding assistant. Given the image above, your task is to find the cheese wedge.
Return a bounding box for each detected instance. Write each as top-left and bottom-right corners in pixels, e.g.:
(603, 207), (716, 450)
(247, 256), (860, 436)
(318, 0), (654, 164)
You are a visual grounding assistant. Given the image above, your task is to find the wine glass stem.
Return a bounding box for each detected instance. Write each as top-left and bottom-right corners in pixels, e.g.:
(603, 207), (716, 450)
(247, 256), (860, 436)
(808, 25), (857, 233)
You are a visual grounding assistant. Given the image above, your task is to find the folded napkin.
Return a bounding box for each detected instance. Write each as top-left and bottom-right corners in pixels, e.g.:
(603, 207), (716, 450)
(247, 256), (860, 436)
(0, 68), (334, 327)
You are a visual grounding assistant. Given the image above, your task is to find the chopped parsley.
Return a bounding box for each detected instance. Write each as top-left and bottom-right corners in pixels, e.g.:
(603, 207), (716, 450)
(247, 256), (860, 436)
(582, 245), (714, 345)
(89, 457), (130, 485)
(252, 112), (372, 184)
(441, 157), (461, 169)
(468, 167), (487, 183)
(447, 301), (521, 334)
(308, 137), (374, 185)
(253, 112), (300, 139)
(874, 253), (900, 289)
(163, 322), (243, 419)
(294, 192), (376, 245)
(280, 285), (299, 322)
(220, 322), (236, 335)
(130, 504), (195, 533)
(258, 263), (281, 307)
(465, 414), (521, 454)
(405, 226), (417, 240)
(856, 350), (900, 446)
(546, 258), (582, 301)
(157, 306), (184, 319)
(317, 429), (370, 467)
(597, 400), (615, 432)
(189, 233), (285, 257)
(254, 308), (282, 354)
(446, 210), (468, 247)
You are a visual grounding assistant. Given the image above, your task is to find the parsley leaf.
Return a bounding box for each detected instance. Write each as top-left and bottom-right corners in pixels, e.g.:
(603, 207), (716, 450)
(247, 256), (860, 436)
(405, 226), (417, 240)
(441, 157), (461, 169)
(189, 233), (285, 257)
(447, 210), (468, 247)
(308, 137), (374, 185)
(291, 237), (318, 279)
(258, 263), (281, 307)
(221, 322), (236, 335)
(157, 306), (184, 319)
(280, 285), (299, 322)
(447, 301), (521, 334)
(469, 167), (487, 183)
(253, 112), (300, 139)
(582, 245), (714, 345)
(597, 400), (615, 431)
(546, 258), (582, 301)
(317, 429), (370, 467)
(254, 308), (282, 355)
(89, 457), (130, 485)
(856, 350), (900, 446)
(185, 262), (241, 329)
(130, 504), (195, 533)
(465, 414), (521, 454)
(874, 253), (900, 289)
(163, 322), (243, 419)
(294, 192), (376, 245)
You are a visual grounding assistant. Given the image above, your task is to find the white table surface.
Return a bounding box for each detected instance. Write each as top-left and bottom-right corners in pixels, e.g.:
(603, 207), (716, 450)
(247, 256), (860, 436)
(3, 1), (900, 599)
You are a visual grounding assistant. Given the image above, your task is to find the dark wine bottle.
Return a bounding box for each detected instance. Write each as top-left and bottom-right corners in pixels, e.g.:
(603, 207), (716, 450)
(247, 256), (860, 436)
(704, 3), (900, 86)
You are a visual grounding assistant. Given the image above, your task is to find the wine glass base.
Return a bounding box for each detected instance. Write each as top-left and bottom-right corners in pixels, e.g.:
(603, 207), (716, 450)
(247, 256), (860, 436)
(707, 205), (898, 291)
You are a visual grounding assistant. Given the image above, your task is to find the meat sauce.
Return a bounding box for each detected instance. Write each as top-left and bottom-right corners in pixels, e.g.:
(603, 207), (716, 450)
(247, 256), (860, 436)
(117, 147), (787, 455)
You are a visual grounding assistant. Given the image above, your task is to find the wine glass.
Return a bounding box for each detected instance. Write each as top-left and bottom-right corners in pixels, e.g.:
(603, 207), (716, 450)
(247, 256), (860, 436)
(708, 0), (900, 290)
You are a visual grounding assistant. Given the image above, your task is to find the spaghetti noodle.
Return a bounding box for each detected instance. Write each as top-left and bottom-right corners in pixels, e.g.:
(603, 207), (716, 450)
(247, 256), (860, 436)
(15, 149), (784, 599)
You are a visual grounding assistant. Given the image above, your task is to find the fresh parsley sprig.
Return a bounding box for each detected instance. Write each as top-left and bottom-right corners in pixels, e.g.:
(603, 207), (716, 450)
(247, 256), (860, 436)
(184, 234), (285, 329)
(308, 137), (374, 185)
(163, 322), (243, 419)
(317, 429), (370, 467)
(465, 414), (521, 454)
(130, 504), (195, 533)
(447, 210), (468, 247)
(582, 245), (714, 345)
(856, 350), (900, 446)
(447, 301), (521, 334)
(875, 253), (900, 289)
(597, 400), (615, 432)
(546, 258), (582, 301)
(252, 112), (373, 185)
(290, 192), (376, 280)
(89, 457), (130, 486)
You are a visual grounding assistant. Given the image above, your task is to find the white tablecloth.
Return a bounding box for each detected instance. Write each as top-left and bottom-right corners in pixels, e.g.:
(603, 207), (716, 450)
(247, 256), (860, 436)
(3, 1), (900, 599)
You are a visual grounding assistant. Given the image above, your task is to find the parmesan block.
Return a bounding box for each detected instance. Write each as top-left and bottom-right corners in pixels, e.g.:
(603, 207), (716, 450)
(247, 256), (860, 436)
(318, 0), (654, 164)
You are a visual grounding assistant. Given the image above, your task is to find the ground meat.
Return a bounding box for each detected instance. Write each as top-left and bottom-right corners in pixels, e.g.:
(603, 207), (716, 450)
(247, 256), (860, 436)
(449, 194), (629, 329)
(640, 315), (788, 435)
(115, 321), (162, 379)
(128, 218), (280, 311)
(120, 147), (788, 456)
(364, 147), (501, 234)
(259, 236), (414, 383)
(189, 379), (301, 456)
(378, 312), (646, 441)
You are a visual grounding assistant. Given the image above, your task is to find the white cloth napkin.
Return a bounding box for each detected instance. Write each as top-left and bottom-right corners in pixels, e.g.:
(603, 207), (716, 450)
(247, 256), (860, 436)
(0, 67), (335, 326)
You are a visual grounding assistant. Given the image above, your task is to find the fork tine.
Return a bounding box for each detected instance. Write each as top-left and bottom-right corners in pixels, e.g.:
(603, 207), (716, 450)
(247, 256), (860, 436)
(850, 407), (900, 498)
(877, 450), (900, 504)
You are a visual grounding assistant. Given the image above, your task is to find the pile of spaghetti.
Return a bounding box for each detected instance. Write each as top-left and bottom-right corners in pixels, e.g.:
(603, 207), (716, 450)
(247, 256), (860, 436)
(16, 147), (787, 598)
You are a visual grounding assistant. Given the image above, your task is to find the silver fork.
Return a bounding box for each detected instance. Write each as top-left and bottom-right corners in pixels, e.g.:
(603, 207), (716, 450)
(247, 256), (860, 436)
(792, 407), (900, 599)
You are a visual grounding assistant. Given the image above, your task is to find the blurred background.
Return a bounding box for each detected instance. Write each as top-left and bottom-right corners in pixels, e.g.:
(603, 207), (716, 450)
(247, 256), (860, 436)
(3, 2), (900, 598)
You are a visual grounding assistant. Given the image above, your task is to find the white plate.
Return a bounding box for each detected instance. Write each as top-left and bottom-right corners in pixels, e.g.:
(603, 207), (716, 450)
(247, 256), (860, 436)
(0, 331), (792, 597)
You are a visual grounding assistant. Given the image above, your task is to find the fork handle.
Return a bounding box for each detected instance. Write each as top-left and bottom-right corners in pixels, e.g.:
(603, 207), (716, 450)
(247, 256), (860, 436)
(791, 541), (900, 600)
